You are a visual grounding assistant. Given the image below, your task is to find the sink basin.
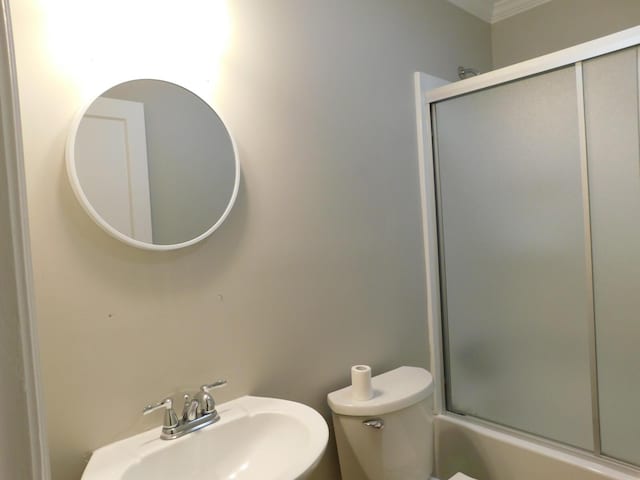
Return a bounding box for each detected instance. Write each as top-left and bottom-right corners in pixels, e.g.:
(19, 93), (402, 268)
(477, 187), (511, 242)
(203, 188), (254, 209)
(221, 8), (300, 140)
(81, 396), (329, 480)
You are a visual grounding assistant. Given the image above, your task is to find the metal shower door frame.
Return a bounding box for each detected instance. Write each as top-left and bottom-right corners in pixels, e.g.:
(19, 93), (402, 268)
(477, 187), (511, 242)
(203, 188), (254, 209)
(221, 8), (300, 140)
(415, 24), (640, 475)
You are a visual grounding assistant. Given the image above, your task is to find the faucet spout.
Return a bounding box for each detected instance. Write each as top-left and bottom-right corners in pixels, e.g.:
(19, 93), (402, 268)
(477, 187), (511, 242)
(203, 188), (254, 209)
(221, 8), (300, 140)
(186, 398), (199, 422)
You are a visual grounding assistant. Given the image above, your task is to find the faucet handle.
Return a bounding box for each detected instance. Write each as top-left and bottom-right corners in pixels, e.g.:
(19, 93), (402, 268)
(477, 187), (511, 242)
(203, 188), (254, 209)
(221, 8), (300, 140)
(198, 380), (227, 415)
(201, 380), (227, 391)
(143, 397), (179, 428)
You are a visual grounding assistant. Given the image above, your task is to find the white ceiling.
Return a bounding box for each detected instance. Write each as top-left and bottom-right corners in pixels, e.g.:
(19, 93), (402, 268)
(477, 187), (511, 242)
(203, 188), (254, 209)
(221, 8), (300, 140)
(447, 0), (552, 24)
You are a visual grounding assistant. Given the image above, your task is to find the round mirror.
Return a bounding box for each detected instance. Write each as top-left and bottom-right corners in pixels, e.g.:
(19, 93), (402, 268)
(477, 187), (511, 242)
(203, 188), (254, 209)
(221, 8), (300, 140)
(66, 79), (239, 250)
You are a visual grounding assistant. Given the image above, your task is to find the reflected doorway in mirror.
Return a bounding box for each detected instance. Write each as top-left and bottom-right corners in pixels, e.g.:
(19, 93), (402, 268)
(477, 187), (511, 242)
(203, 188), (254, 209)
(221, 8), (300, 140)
(66, 79), (240, 251)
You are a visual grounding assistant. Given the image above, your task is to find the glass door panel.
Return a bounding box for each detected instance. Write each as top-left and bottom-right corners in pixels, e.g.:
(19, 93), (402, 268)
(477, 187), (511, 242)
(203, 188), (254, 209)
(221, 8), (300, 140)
(583, 47), (640, 465)
(434, 66), (594, 450)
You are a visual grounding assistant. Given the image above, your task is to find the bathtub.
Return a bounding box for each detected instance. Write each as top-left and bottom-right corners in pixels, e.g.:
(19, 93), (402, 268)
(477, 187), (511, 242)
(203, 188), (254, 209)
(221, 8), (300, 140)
(435, 414), (639, 480)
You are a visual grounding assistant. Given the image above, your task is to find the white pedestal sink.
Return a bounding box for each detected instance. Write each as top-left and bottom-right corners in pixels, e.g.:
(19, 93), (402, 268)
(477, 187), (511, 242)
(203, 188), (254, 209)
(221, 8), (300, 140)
(81, 396), (329, 480)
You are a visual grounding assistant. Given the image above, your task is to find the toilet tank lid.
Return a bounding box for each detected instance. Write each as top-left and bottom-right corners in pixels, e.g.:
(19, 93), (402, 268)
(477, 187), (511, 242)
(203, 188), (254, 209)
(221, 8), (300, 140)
(327, 366), (433, 416)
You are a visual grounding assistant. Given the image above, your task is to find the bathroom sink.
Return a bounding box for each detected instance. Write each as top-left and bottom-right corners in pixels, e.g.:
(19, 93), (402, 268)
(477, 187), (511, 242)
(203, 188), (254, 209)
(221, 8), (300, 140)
(81, 396), (329, 480)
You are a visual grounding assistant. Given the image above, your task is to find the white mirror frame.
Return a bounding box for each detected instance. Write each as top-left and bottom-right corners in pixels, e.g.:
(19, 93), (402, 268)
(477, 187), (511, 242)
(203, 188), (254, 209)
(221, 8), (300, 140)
(65, 80), (240, 251)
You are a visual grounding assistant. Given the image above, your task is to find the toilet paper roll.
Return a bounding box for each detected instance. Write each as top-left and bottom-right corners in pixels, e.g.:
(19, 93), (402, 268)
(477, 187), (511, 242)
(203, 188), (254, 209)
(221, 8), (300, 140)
(351, 365), (373, 401)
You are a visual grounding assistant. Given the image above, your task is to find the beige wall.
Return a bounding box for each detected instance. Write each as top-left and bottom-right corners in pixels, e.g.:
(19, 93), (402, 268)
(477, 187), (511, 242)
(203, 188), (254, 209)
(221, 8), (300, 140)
(9, 0), (491, 478)
(492, 0), (640, 68)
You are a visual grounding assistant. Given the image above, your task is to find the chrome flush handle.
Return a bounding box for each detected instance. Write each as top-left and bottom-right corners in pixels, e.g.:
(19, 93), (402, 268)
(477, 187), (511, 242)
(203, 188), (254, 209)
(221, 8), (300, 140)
(363, 418), (385, 430)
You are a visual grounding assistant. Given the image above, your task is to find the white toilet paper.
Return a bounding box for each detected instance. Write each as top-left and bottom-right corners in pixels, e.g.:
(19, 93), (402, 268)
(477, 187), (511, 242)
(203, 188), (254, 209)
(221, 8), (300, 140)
(351, 365), (373, 401)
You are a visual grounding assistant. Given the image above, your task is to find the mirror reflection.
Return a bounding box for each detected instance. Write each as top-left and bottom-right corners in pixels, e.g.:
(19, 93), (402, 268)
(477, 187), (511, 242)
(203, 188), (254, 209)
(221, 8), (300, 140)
(68, 79), (238, 249)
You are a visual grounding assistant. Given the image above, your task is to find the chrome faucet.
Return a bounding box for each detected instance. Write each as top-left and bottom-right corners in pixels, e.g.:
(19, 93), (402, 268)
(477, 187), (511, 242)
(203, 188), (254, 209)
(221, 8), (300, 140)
(143, 380), (227, 440)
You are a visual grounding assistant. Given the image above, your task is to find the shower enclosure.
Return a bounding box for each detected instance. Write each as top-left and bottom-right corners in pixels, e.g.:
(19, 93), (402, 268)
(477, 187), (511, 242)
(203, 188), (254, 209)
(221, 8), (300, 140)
(419, 26), (640, 474)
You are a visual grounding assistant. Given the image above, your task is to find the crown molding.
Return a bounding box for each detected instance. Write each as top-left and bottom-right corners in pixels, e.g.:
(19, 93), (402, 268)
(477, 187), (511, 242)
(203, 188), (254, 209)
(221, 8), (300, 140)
(447, 0), (494, 23)
(491, 0), (552, 23)
(447, 0), (553, 24)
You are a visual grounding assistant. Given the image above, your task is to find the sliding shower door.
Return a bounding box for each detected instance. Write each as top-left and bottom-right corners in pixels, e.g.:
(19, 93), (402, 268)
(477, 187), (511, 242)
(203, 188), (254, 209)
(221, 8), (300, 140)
(433, 66), (595, 449)
(583, 47), (640, 465)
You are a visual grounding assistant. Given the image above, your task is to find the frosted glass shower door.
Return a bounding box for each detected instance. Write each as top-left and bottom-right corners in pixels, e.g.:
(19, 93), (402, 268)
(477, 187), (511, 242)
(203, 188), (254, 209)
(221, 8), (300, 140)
(434, 66), (594, 449)
(583, 47), (640, 465)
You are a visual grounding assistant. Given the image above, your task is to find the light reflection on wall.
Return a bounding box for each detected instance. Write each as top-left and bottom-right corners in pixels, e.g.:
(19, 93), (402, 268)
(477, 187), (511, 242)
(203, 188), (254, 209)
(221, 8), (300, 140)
(36, 0), (231, 103)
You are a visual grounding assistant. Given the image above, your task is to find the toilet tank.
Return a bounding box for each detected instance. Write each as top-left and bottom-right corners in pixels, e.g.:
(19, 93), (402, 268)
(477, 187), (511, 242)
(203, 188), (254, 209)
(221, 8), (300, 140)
(328, 366), (434, 480)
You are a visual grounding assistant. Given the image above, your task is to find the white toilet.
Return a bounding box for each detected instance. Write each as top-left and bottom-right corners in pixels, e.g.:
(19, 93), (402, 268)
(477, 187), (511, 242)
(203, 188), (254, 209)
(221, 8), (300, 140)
(327, 366), (435, 480)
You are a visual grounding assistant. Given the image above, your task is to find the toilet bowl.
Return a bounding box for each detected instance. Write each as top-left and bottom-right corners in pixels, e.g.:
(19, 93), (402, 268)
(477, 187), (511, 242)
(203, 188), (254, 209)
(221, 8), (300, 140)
(327, 366), (434, 480)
